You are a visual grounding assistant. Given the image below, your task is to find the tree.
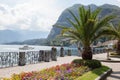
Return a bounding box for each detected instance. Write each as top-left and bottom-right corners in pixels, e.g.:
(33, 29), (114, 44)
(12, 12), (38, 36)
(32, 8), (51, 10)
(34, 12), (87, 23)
(108, 23), (120, 55)
(57, 6), (115, 60)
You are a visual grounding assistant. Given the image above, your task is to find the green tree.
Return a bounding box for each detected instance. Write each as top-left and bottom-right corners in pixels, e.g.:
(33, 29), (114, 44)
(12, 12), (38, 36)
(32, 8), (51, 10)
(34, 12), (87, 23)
(108, 23), (120, 54)
(57, 6), (115, 60)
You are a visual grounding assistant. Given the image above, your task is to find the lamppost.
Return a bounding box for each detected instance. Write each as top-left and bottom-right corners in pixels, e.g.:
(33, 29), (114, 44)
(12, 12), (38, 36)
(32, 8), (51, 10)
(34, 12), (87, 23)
(60, 41), (64, 57)
(106, 47), (111, 60)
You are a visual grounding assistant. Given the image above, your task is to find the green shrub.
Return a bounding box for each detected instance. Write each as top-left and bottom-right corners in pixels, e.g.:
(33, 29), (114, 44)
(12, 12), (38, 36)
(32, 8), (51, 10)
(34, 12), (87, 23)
(84, 60), (102, 69)
(72, 59), (84, 65)
(72, 59), (101, 69)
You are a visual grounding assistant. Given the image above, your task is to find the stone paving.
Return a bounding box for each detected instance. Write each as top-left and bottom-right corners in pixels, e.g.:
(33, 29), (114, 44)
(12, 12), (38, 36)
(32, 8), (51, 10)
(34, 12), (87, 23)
(104, 62), (120, 80)
(93, 53), (120, 80)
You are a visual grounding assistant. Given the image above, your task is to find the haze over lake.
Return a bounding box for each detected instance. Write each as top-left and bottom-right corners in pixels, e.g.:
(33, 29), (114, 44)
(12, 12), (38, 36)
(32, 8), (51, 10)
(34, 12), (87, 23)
(0, 45), (53, 51)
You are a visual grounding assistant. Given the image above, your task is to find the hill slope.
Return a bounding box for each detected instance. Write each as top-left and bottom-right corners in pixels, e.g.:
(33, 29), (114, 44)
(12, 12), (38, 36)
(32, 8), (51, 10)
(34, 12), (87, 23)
(0, 30), (48, 44)
(47, 4), (120, 40)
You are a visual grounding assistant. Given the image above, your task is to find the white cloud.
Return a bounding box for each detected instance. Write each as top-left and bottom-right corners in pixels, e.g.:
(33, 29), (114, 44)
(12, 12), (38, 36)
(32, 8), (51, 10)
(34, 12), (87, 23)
(1, 0), (120, 32)
(0, 0), (62, 32)
(117, 0), (120, 2)
(19, 24), (30, 30)
(0, 25), (7, 30)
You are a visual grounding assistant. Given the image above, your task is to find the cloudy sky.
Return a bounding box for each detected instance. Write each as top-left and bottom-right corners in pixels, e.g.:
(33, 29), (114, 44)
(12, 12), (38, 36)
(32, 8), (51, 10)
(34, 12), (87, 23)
(0, 0), (120, 33)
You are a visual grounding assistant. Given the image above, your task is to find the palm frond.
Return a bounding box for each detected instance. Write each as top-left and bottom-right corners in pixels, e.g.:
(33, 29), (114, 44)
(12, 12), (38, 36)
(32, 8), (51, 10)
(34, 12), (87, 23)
(67, 18), (79, 30)
(91, 29), (118, 43)
(55, 25), (70, 29)
(91, 15), (116, 37)
(92, 8), (101, 19)
(68, 10), (80, 26)
(55, 6), (115, 48)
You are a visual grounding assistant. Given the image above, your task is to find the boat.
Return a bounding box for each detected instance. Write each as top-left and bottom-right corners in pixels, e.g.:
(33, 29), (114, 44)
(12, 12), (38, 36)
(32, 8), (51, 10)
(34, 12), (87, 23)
(19, 45), (34, 50)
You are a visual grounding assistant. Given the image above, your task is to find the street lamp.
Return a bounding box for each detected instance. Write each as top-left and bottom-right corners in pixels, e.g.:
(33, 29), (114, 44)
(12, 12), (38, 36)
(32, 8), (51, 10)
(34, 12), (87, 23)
(106, 47), (111, 60)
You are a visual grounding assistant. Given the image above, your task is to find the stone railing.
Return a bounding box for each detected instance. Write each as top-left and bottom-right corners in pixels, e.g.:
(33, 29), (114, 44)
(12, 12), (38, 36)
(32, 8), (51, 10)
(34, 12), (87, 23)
(0, 48), (57, 68)
(0, 46), (108, 68)
(0, 51), (19, 68)
(0, 47), (77, 68)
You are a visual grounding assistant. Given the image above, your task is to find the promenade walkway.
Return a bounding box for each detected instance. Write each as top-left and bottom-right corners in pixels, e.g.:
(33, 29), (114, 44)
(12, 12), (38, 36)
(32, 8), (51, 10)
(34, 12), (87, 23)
(0, 53), (120, 80)
(0, 56), (80, 78)
(93, 53), (120, 80)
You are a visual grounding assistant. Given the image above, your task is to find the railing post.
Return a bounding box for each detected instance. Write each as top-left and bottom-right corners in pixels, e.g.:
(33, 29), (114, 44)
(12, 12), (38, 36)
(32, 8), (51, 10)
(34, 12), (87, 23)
(68, 49), (71, 56)
(60, 47), (64, 57)
(51, 47), (57, 61)
(18, 51), (26, 66)
(38, 50), (44, 61)
(44, 51), (50, 62)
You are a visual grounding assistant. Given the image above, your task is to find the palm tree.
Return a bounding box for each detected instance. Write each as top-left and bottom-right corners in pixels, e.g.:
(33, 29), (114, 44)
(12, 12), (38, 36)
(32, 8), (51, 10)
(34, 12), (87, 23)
(57, 6), (115, 60)
(108, 23), (120, 55)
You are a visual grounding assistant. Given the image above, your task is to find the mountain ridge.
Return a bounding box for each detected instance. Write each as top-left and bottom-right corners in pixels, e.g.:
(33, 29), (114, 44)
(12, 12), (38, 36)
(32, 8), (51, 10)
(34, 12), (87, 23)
(0, 29), (48, 44)
(47, 4), (120, 40)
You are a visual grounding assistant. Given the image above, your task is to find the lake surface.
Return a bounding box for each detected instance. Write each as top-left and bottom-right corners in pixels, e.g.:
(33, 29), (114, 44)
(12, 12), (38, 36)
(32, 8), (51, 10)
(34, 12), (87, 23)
(0, 45), (79, 57)
(0, 45), (78, 53)
(0, 45), (53, 52)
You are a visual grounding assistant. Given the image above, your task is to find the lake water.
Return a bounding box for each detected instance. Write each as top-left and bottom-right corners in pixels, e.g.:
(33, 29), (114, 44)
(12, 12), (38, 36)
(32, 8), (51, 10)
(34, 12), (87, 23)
(0, 45), (78, 54)
(0, 45), (53, 52)
(0, 45), (79, 58)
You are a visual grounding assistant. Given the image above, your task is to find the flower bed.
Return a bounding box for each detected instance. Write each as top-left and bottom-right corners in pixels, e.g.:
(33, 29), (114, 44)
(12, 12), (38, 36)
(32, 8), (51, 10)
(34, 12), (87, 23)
(3, 63), (90, 80)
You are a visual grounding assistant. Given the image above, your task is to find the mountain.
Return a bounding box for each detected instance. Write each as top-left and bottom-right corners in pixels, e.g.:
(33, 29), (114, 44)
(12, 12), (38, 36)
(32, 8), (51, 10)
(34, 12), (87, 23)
(47, 4), (120, 40)
(0, 30), (48, 44)
(0, 30), (22, 43)
(21, 39), (48, 45)
(19, 30), (48, 40)
(6, 38), (49, 45)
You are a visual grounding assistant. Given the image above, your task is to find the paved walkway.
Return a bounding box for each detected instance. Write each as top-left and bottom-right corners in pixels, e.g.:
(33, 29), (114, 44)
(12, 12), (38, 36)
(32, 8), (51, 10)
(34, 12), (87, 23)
(104, 62), (120, 80)
(0, 53), (120, 80)
(93, 53), (120, 80)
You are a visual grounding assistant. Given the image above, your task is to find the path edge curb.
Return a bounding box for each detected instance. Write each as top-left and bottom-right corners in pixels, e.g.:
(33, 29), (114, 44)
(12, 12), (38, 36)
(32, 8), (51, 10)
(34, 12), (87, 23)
(95, 68), (112, 80)
(100, 60), (120, 63)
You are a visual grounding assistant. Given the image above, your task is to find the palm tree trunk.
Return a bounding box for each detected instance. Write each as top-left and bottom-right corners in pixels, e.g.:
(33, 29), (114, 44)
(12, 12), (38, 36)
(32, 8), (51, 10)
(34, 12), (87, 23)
(82, 46), (92, 60)
(116, 40), (120, 55)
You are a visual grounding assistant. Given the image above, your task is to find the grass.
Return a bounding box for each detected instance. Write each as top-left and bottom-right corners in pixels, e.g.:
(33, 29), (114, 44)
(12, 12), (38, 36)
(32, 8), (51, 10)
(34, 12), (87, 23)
(75, 66), (109, 80)
(110, 55), (120, 58)
(110, 52), (120, 58)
